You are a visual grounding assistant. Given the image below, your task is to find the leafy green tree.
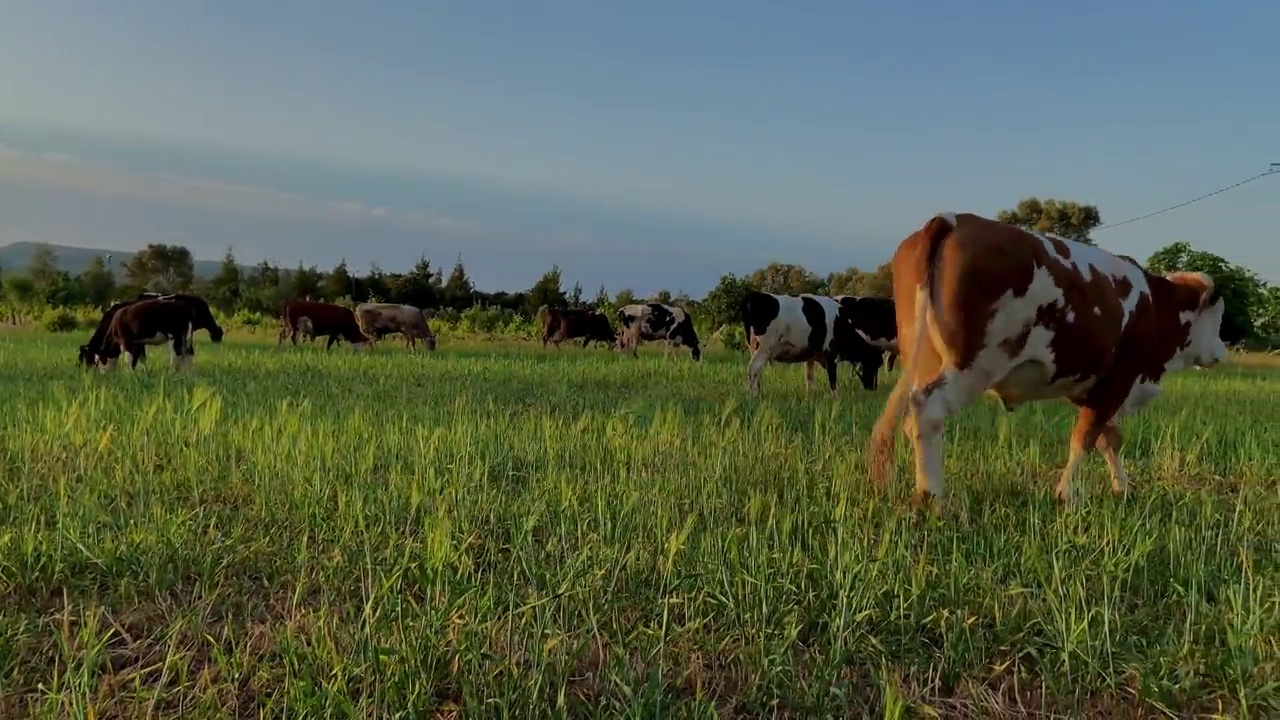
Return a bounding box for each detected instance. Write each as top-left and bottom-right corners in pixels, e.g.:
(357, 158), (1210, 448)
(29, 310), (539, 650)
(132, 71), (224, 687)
(207, 248), (243, 311)
(699, 273), (753, 330)
(324, 260), (354, 301)
(122, 243), (195, 292)
(745, 262), (824, 295)
(26, 244), (61, 294)
(1255, 286), (1280, 339)
(77, 256), (117, 307)
(1146, 241), (1265, 344)
(442, 256), (475, 310)
(526, 265), (567, 317)
(290, 262), (325, 301)
(997, 197), (1102, 244)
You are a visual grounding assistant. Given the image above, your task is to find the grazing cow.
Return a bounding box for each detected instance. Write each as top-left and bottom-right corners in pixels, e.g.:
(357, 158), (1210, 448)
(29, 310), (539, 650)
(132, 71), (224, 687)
(541, 307), (617, 348)
(94, 298), (199, 372)
(740, 291), (886, 397)
(834, 295), (899, 371)
(615, 303), (702, 361)
(278, 300), (371, 351)
(355, 302), (438, 351)
(868, 212), (1227, 513)
(79, 292), (223, 368)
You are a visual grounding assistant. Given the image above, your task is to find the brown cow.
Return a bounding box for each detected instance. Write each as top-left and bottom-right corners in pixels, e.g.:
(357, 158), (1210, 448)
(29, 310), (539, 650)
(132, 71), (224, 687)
(279, 300), (371, 351)
(868, 212), (1227, 513)
(95, 298), (199, 372)
(541, 307), (617, 349)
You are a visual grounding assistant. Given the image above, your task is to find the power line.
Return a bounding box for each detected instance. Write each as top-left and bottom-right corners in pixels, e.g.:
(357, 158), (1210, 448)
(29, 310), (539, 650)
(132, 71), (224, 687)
(1094, 166), (1279, 233)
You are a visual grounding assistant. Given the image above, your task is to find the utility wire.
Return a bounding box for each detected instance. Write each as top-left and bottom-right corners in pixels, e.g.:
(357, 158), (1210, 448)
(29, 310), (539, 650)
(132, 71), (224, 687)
(1094, 167), (1278, 233)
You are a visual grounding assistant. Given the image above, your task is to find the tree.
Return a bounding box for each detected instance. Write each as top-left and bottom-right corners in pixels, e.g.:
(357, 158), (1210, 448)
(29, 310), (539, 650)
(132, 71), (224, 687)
(997, 197), (1102, 244)
(290, 262), (325, 302)
(650, 289), (672, 304)
(121, 244), (195, 292)
(324, 260), (354, 301)
(208, 248), (243, 311)
(77, 256), (117, 308)
(591, 284), (613, 314)
(614, 288), (638, 308)
(567, 281), (585, 308)
(394, 256), (443, 308)
(27, 244), (61, 294)
(363, 263), (392, 303)
(1255, 286), (1280, 339)
(526, 265), (567, 316)
(745, 262), (825, 295)
(699, 273), (753, 330)
(442, 256), (475, 310)
(1146, 241), (1266, 345)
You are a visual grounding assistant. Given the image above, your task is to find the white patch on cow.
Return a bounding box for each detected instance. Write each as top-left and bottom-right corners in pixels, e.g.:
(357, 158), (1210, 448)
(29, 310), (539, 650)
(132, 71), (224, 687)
(1177, 292), (1227, 371)
(970, 265), (1097, 409)
(938, 212), (957, 227)
(1031, 231), (1150, 331)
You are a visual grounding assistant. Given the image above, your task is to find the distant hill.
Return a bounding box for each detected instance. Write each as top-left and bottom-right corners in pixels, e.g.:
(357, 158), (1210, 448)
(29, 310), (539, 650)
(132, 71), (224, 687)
(0, 242), (249, 279)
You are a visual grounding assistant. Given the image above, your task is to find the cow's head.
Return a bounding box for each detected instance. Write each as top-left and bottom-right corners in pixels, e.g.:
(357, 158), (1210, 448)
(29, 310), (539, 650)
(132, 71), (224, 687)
(833, 317), (883, 388)
(854, 352), (885, 390)
(1167, 271), (1227, 370)
(77, 344), (99, 368)
(424, 333), (438, 351)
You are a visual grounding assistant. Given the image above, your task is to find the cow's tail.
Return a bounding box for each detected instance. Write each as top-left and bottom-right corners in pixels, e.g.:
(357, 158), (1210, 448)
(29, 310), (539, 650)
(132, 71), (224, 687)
(867, 214), (953, 488)
(738, 292), (758, 352)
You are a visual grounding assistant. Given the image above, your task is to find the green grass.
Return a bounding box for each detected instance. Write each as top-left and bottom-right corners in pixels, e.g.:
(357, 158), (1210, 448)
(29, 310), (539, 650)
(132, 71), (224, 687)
(0, 329), (1276, 718)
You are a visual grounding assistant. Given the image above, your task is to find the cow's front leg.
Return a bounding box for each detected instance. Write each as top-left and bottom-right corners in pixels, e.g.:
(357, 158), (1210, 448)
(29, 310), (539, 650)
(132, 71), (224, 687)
(747, 348), (770, 397)
(127, 345), (146, 369)
(1056, 405), (1120, 504)
(823, 357), (839, 398)
(804, 360), (816, 393)
(1095, 424), (1127, 496)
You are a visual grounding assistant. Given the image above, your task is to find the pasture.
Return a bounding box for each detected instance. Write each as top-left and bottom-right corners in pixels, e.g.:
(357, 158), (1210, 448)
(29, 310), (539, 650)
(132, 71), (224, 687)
(0, 329), (1275, 717)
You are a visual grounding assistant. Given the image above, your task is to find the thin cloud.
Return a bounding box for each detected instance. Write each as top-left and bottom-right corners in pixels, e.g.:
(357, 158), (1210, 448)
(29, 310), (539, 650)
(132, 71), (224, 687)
(0, 145), (486, 235)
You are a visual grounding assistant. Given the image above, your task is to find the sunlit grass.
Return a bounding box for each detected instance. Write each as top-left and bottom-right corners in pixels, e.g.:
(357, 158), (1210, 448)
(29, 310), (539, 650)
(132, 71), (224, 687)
(0, 329), (1276, 717)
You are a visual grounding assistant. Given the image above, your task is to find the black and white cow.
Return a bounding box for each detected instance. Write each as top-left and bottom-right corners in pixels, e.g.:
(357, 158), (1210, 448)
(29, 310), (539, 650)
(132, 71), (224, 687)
(834, 294), (899, 371)
(740, 291), (885, 397)
(615, 303), (702, 361)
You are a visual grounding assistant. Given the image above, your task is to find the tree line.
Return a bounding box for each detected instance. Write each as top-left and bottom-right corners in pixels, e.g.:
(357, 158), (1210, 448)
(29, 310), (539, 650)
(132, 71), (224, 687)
(2, 197), (1277, 345)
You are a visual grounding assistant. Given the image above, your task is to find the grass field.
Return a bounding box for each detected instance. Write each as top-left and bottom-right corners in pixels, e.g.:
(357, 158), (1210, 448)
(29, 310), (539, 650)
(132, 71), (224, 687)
(0, 329), (1276, 718)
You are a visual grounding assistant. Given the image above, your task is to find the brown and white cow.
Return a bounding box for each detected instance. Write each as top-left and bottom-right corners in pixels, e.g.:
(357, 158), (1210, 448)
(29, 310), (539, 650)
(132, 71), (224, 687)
(868, 212), (1227, 513)
(279, 300), (371, 351)
(541, 307), (617, 349)
(94, 298), (200, 372)
(356, 302), (438, 351)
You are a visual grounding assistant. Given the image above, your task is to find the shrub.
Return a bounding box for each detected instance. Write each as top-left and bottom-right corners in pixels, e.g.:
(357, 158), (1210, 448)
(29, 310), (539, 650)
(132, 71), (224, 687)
(39, 308), (81, 333)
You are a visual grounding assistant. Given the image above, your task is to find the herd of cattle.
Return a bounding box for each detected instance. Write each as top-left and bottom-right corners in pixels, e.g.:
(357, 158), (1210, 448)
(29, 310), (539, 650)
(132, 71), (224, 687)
(75, 288), (905, 394)
(71, 211), (1232, 510)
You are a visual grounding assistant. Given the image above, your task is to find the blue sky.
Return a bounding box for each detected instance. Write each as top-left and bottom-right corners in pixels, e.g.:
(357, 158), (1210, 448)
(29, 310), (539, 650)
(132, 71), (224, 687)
(1, 0), (1277, 294)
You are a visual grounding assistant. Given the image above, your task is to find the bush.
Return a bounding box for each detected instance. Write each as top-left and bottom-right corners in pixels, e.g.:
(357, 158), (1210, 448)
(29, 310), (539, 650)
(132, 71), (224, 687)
(714, 323), (748, 352)
(39, 307), (82, 333)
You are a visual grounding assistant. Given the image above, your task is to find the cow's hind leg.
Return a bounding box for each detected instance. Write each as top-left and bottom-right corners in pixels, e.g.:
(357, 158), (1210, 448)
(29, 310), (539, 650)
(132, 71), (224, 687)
(906, 366), (984, 514)
(1096, 424), (1127, 496)
(804, 360), (815, 394)
(746, 347), (771, 397)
